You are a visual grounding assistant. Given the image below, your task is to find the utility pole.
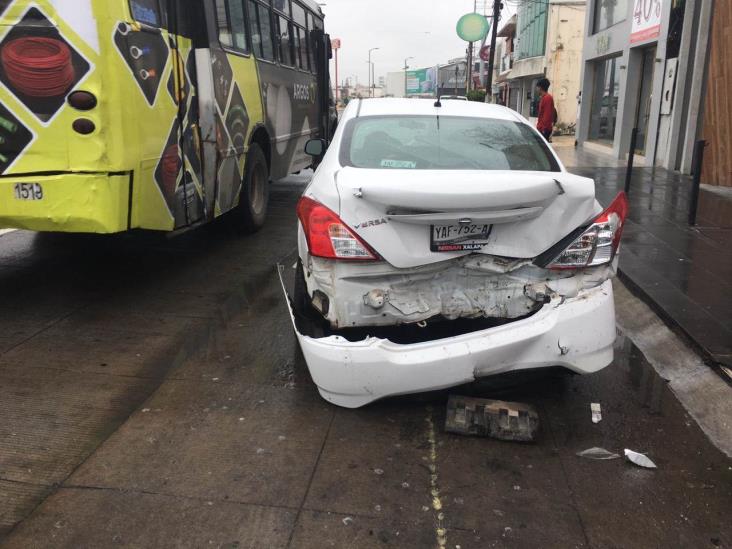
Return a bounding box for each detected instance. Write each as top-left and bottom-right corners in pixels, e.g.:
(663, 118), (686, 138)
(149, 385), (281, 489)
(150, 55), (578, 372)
(372, 63), (376, 96)
(485, 0), (503, 102)
(333, 47), (339, 102)
(466, 45), (473, 93)
(368, 47), (379, 98)
(466, 0), (477, 94)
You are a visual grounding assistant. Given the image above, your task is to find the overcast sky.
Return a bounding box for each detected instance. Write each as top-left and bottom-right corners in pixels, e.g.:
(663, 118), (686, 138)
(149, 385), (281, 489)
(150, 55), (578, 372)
(321, 0), (501, 86)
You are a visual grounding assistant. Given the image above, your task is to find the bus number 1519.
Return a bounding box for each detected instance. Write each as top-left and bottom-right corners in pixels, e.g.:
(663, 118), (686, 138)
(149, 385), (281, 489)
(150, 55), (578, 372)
(14, 183), (44, 201)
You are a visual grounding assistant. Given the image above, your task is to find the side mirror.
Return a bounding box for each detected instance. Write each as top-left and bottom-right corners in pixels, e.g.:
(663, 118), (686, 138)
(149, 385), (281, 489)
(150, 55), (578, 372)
(305, 138), (326, 158)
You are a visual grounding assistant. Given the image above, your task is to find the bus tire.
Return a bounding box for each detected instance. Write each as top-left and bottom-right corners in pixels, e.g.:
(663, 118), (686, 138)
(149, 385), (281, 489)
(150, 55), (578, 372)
(235, 143), (269, 233)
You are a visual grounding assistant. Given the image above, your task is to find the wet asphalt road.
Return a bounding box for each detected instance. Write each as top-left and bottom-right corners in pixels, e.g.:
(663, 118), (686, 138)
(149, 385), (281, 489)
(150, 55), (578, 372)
(1, 180), (731, 549)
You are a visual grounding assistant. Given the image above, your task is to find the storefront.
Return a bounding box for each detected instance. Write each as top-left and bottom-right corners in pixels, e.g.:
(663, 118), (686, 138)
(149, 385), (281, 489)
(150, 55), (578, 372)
(587, 55), (620, 144)
(577, 0), (711, 173)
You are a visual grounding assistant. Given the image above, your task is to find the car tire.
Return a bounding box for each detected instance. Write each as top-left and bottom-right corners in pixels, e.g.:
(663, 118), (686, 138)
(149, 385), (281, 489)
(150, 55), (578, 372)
(233, 144), (269, 233)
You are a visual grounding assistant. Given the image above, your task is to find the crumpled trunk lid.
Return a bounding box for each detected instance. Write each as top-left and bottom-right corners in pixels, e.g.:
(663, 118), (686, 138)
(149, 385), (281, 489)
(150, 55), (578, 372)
(336, 167), (598, 268)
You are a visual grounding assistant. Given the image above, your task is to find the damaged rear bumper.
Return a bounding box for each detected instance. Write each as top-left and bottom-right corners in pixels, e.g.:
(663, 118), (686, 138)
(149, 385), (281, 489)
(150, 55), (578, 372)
(280, 266), (616, 408)
(0, 173), (131, 233)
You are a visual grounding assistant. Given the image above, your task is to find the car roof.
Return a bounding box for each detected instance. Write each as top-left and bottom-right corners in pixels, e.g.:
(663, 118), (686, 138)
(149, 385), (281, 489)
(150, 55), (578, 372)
(347, 98), (524, 123)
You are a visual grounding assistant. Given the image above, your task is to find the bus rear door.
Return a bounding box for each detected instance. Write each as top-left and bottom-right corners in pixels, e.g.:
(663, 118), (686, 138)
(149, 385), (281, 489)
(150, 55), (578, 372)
(161, 0), (206, 226)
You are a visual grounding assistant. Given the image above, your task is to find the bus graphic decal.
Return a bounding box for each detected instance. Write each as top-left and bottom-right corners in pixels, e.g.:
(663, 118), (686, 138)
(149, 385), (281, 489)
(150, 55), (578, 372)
(217, 151), (241, 214)
(211, 49), (233, 116)
(0, 101), (32, 174)
(167, 49), (189, 106)
(113, 22), (168, 106)
(154, 119), (183, 212)
(0, 0), (11, 17)
(225, 84), (249, 154)
(0, 7), (90, 123)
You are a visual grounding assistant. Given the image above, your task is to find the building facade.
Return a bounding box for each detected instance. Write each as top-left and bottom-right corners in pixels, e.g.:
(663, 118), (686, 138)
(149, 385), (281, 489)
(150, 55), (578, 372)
(494, 1), (586, 129)
(576, 0), (712, 172)
(701, 0), (732, 188)
(385, 71), (406, 97)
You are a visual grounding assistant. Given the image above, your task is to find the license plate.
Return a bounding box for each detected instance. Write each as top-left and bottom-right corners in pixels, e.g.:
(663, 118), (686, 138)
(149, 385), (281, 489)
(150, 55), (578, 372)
(431, 223), (492, 252)
(13, 183), (44, 201)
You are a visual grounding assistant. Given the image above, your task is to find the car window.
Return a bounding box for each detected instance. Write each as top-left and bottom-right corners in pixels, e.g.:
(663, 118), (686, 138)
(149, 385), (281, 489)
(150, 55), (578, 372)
(341, 116), (559, 172)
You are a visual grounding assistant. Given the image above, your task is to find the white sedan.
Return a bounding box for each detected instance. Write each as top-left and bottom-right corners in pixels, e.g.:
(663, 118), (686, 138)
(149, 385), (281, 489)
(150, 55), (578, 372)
(282, 98), (628, 408)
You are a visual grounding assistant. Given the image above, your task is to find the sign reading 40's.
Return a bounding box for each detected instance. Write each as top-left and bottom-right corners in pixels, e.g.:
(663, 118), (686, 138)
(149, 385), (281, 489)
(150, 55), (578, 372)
(631, 0), (663, 43)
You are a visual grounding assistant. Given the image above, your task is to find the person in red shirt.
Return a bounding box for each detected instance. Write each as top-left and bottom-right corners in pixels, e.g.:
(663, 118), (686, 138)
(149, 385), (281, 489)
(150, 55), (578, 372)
(536, 78), (556, 142)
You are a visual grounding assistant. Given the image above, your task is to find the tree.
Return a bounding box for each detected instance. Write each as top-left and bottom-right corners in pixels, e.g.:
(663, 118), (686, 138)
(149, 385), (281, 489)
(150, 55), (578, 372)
(467, 89), (487, 102)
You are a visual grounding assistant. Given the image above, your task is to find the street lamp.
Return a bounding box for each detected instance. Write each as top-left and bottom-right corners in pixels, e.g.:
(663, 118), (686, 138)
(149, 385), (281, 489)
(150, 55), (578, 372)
(368, 47), (379, 98)
(404, 56), (414, 98)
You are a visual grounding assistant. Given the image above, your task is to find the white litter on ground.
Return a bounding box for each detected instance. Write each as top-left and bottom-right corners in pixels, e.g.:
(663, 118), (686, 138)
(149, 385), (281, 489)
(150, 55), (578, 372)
(591, 403), (602, 424)
(577, 447), (620, 460)
(624, 449), (657, 469)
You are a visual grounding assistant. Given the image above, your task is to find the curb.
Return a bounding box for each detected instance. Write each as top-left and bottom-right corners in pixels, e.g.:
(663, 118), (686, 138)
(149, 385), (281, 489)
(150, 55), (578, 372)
(617, 267), (732, 386)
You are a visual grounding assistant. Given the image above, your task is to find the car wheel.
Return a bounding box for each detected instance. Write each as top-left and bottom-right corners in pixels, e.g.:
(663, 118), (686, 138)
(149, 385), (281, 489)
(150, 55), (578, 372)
(234, 144), (269, 233)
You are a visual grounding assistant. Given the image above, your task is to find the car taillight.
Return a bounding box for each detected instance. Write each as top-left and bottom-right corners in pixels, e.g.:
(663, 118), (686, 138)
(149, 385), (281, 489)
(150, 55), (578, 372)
(297, 196), (378, 260)
(547, 192), (628, 270)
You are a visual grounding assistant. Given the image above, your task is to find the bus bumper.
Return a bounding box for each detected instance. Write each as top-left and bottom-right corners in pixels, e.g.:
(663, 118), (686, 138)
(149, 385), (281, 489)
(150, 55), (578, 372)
(0, 173), (130, 233)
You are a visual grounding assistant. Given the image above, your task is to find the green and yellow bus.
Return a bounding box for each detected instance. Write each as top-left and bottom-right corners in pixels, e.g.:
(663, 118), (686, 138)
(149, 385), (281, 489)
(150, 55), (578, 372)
(0, 0), (333, 233)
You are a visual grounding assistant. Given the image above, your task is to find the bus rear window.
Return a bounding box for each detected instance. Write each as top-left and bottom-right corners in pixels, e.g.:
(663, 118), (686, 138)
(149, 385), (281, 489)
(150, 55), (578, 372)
(130, 0), (161, 26)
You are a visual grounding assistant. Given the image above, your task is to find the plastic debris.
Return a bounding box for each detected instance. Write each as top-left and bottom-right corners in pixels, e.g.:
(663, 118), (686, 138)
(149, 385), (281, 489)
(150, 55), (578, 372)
(342, 517), (353, 526)
(720, 365), (732, 382)
(445, 395), (539, 442)
(624, 449), (657, 469)
(576, 447), (620, 460)
(591, 403), (602, 424)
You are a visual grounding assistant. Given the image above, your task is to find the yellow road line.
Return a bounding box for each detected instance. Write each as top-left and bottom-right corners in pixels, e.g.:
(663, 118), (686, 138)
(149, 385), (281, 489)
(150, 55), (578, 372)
(426, 407), (447, 549)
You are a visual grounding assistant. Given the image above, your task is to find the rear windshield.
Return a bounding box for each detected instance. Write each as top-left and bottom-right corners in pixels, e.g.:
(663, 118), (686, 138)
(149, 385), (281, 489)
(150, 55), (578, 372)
(340, 115), (559, 172)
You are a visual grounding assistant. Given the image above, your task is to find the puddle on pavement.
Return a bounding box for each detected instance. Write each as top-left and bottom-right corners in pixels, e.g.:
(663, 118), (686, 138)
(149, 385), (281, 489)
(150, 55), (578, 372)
(615, 333), (671, 416)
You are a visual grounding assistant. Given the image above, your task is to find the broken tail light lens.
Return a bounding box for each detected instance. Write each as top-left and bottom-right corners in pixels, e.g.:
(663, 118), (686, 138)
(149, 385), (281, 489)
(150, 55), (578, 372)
(297, 196), (378, 260)
(547, 192), (628, 270)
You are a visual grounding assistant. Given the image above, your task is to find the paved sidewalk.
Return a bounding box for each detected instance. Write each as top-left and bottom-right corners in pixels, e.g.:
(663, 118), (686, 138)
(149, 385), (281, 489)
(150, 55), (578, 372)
(555, 140), (732, 370)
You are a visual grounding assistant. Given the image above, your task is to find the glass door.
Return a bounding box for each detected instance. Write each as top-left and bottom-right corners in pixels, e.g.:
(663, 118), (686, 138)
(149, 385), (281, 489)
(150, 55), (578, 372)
(588, 56), (620, 143)
(634, 46), (656, 155)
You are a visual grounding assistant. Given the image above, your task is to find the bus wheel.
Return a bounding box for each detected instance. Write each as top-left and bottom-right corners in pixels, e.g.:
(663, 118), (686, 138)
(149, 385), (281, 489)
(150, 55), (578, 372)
(235, 143), (269, 233)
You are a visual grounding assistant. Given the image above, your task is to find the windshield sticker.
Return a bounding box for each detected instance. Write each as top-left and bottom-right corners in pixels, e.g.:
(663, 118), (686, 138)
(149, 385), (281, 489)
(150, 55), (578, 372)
(380, 159), (416, 169)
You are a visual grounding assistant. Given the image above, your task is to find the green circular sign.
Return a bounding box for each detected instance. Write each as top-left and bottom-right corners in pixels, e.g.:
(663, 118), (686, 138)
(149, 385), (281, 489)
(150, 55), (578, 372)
(456, 13), (490, 42)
